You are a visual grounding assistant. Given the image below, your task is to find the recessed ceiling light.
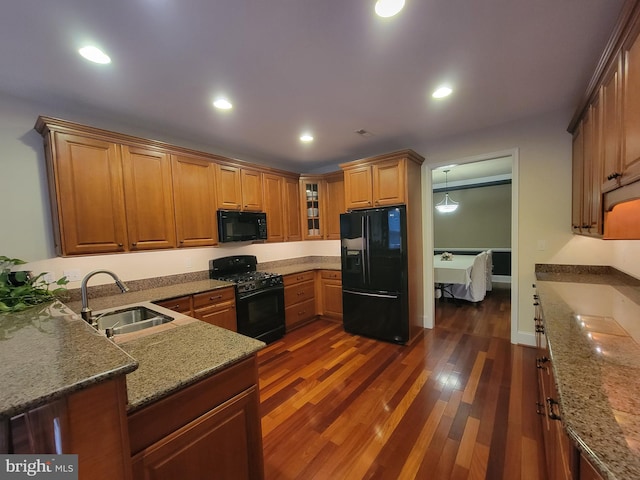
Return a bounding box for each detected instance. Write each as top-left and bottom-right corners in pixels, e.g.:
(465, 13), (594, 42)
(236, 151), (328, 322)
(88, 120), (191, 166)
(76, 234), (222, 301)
(375, 0), (405, 18)
(213, 98), (233, 110)
(300, 133), (314, 143)
(78, 46), (111, 64)
(432, 86), (453, 98)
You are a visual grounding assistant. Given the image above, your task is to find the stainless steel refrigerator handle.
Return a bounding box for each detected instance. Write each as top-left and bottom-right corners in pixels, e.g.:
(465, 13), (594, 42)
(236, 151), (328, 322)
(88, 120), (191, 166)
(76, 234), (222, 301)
(343, 289), (399, 299)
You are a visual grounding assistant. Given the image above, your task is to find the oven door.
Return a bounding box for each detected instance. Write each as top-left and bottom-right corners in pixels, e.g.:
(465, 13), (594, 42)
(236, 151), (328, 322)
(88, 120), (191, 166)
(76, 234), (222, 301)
(236, 284), (285, 343)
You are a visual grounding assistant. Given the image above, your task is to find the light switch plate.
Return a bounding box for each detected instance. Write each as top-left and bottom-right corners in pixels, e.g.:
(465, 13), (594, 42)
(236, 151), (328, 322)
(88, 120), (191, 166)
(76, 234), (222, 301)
(63, 269), (82, 282)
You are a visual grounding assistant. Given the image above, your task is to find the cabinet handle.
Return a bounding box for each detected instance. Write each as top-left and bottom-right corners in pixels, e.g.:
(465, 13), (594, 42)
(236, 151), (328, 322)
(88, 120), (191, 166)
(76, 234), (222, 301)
(607, 172), (622, 180)
(536, 356), (549, 369)
(209, 295), (222, 301)
(298, 310), (306, 316)
(546, 397), (561, 421)
(172, 305), (180, 309)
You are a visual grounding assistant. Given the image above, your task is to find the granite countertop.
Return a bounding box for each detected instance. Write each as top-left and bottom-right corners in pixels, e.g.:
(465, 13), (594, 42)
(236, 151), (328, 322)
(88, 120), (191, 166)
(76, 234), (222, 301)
(118, 321), (264, 412)
(0, 301), (138, 420)
(535, 266), (640, 480)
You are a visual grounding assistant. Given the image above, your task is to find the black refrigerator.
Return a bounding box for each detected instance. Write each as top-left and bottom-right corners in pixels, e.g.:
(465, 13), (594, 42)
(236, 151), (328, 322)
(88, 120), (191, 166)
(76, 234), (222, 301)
(340, 205), (409, 344)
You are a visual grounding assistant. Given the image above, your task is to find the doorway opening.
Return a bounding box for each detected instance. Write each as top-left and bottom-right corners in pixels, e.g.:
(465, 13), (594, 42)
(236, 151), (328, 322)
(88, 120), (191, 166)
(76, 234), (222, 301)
(427, 150), (519, 343)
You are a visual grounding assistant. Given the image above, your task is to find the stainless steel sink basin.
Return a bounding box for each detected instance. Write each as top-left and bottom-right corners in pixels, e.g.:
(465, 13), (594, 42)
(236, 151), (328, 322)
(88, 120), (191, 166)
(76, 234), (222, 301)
(95, 306), (174, 336)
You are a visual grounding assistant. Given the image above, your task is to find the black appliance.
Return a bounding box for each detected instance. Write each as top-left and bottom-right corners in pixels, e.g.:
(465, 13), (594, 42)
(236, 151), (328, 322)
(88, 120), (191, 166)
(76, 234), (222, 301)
(209, 255), (285, 344)
(340, 205), (409, 344)
(217, 210), (267, 243)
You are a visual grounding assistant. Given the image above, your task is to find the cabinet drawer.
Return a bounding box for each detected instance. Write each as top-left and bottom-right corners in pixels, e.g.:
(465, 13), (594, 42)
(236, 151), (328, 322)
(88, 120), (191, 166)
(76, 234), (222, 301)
(193, 300), (237, 332)
(284, 280), (315, 305)
(283, 271), (314, 286)
(285, 297), (316, 328)
(321, 270), (341, 280)
(154, 295), (193, 314)
(193, 287), (236, 309)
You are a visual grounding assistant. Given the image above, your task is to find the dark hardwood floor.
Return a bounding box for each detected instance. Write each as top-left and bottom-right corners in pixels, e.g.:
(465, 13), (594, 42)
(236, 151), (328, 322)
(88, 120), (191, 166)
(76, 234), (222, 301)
(257, 288), (546, 479)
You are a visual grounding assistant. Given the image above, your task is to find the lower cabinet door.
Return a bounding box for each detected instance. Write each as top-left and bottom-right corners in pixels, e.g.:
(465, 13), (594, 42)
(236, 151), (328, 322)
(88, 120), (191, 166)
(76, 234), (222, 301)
(131, 387), (263, 480)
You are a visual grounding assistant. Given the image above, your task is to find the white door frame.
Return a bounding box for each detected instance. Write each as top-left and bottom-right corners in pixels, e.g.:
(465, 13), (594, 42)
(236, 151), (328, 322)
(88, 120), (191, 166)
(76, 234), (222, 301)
(422, 148), (520, 344)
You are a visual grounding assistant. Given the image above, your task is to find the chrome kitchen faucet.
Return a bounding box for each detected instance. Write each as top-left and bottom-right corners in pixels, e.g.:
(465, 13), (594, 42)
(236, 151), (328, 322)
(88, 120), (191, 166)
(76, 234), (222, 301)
(80, 270), (129, 323)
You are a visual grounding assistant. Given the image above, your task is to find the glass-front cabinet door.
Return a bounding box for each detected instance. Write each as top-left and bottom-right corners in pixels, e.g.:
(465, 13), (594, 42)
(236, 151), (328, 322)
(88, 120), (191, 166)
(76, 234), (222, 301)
(300, 177), (323, 239)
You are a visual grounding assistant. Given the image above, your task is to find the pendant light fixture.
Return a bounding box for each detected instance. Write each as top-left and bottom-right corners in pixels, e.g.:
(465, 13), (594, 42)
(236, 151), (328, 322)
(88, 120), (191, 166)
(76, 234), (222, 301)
(435, 169), (459, 213)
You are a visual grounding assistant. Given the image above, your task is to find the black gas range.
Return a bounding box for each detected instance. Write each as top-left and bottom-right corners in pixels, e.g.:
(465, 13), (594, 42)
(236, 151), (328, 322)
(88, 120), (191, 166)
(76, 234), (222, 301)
(209, 255), (285, 344)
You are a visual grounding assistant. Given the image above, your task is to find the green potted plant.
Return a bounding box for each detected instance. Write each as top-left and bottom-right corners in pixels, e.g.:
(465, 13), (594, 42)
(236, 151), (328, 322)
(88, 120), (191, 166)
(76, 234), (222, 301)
(0, 256), (68, 313)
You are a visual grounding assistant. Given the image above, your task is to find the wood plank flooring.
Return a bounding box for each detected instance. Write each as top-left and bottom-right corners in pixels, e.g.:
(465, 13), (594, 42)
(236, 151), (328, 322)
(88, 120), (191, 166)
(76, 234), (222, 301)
(257, 288), (546, 480)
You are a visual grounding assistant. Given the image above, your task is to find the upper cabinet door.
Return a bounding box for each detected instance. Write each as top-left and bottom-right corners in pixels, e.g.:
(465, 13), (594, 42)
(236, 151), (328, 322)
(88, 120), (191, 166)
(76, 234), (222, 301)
(623, 21), (640, 185)
(283, 177), (302, 241)
(240, 168), (263, 211)
(172, 155), (218, 247)
(262, 173), (285, 242)
(372, 159), (405, 206)
(601, 55), (623, 193)
(324, 172), (344, 240)
(215, 164), (243, 210)
(53, 132), (127, 255)
(122, 146), (176, 251)
(344, 166), (373, 210)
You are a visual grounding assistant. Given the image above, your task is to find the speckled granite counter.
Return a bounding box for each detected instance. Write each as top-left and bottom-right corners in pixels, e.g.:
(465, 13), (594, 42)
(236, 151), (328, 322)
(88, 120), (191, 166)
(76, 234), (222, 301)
(535, 265), (640, 480)
(0, 301), (138, 420)
(118, 321), (264, 412)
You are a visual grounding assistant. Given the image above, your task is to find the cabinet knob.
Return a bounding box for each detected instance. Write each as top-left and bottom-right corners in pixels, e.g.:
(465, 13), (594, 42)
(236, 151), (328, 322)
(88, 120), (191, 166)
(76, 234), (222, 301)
(179, 240), (184, 244)
(132, 242), (137, 247)
(118, 243), (123, 247)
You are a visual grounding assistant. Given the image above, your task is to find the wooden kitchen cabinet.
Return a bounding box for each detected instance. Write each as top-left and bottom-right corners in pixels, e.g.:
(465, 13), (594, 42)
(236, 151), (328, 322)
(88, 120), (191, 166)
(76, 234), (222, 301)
(122, 145), (177, 251)
(215, 164), (263, 211)
(263, 173), (286, 242)
(284, 176), (302, 241)
(41, 131), (128, 255)
(129, 356), (264, 480)
(283, 271), (316, 330)
(323, 172), (345, 240)
(192, 287), (237, 332)
(318, 270), (342, 321)
(341, 151), (419, 211)
(172, 154), (218, 247)
(600, 54), (623, 193)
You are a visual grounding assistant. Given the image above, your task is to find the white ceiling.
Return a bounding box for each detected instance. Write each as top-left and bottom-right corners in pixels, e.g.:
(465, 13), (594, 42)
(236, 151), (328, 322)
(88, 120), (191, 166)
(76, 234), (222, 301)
(0, 1), (625, 171)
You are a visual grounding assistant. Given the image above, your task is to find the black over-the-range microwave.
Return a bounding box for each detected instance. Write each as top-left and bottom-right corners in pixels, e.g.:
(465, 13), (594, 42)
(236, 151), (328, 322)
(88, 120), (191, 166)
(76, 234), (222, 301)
(217, 210), (268, 243)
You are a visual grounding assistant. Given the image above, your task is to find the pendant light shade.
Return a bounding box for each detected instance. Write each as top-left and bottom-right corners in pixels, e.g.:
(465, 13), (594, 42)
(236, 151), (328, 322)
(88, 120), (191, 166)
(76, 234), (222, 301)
(435, 169), (459, 213)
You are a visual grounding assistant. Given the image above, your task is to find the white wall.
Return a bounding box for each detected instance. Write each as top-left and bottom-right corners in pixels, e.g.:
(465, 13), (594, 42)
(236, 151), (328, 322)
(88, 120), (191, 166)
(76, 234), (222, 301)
(0, 92), (340, 288)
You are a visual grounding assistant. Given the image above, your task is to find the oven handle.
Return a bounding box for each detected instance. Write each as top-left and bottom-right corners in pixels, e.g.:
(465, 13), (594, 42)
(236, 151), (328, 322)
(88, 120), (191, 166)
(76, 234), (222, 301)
(238, 284), (284, 300)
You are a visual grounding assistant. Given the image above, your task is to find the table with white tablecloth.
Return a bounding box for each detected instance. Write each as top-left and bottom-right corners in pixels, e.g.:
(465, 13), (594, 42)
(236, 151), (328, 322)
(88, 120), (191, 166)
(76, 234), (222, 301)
(433, 254), (476, 286)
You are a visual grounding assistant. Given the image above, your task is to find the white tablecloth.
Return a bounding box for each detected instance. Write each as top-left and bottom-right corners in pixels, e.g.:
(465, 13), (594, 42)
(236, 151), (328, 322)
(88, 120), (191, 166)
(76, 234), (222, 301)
(433, 254), (476, 286)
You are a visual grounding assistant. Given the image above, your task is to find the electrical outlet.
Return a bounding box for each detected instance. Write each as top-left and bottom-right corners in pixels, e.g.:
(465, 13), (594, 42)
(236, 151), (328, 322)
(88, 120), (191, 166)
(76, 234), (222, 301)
(63, 269), (82, 282)
(43, 272), (56, 284)
(537, 240), (547, 251)
(185, 257), (193, 269)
